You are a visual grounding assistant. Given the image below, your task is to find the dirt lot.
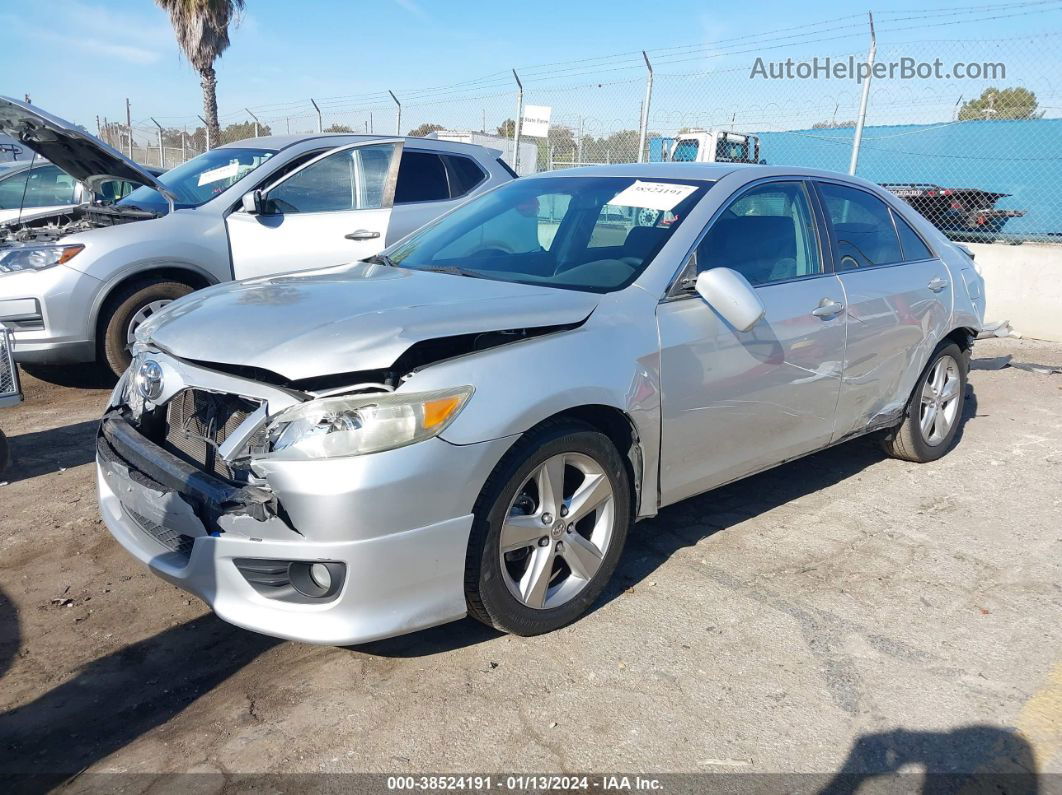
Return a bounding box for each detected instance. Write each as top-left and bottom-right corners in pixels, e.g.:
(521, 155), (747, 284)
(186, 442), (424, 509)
(0, 338), (1059, 787)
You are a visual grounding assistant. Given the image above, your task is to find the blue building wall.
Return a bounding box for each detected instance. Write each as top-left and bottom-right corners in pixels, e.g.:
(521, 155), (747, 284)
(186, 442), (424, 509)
(755, 119), (1062, 239)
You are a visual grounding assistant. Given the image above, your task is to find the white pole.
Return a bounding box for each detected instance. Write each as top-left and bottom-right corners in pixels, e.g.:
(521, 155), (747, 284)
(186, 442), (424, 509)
(849, 12), (876, 176)
(637, 51), (654, 163)
(246, 108), (260, 137)
(198, 114), (211, 150)
(389, 91), (402, 136)
(151, 117), (164, 168)
(512, 70), (524, 173)
(310, 98), (322, 133)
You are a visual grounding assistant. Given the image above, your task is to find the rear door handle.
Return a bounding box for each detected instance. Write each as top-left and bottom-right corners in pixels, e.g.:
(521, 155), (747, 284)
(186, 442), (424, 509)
(345, 229), (381, 241)
(928, 277), (948, 292)
(811, 299), (845, 318)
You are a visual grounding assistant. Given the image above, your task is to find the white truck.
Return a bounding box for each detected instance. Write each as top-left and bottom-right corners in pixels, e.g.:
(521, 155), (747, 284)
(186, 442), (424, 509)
(652, 130), (763, 165)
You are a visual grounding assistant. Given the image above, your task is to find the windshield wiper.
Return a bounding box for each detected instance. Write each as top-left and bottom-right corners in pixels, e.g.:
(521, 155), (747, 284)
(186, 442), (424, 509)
(365, 253), (398, 267)
(418, 265), (487, 279)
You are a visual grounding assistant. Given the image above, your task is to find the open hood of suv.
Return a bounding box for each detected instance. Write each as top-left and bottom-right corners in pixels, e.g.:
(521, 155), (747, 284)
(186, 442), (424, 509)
(0, 96), (175, 203)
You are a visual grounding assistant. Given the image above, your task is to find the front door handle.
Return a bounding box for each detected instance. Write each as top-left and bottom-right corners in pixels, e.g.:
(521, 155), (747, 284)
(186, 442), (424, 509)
(345, 229), (381, 241)
(811, 298), (845, 319)
(928, 276), (948, 292)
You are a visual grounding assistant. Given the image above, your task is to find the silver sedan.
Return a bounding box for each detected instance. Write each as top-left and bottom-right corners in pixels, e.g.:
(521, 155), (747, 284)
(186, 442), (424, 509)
(97, 163), (985, 645)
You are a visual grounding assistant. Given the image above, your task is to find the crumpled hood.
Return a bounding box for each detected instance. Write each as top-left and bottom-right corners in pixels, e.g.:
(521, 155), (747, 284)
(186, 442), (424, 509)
(0, 96), (172, 201)
(143, 262), (600, 381)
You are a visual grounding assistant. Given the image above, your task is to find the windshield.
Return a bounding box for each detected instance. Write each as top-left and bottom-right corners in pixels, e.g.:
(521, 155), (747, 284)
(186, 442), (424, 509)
(388, 176), (711, 293)
(118, 147), (275, 212)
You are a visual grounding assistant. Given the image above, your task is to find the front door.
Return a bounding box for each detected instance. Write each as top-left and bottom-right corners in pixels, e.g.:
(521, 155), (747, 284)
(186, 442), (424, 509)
(226, 140), (402, 280)
(657, 180), (847, 506)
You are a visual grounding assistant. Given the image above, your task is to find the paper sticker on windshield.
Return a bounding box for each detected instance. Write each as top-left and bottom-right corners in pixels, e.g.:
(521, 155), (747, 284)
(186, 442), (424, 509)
(609, 181), (697, 211)
(197, 162), (240, 186)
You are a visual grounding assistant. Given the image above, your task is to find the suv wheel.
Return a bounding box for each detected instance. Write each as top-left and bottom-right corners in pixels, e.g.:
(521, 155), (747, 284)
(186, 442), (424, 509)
(465, 420), (631, 636)
(883, 342), (967, 463)
(99, 280), (194, 378)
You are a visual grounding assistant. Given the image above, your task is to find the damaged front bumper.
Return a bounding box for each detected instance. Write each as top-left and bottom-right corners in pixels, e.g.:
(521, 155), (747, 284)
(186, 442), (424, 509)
(96, 409), (512, 645)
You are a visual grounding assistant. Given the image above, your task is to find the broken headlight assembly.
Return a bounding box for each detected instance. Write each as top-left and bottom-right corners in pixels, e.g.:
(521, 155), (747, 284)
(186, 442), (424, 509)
(258, 386), (474, 461)
(0, 244), (84, 274)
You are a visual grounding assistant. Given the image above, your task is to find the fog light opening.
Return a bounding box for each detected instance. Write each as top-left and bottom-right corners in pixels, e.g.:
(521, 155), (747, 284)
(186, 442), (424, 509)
(288, 561), (344, 599)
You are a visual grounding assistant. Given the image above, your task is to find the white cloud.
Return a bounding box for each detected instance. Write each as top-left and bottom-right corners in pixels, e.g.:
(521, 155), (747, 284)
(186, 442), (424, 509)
(9, 0), (173, 65)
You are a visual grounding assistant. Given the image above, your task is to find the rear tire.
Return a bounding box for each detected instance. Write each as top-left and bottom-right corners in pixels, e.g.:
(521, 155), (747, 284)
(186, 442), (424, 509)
(882, 342), (967, 463)
(98, 280), (194, 378)
(465, 420), (631, 636)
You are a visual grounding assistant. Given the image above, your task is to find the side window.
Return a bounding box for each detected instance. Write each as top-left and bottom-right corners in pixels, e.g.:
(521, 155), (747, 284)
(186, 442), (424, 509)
(696, 181), (822, 286)
(818, 183), (903, 270)
(22, 165), (77, 208)
(443, 155), (486, 198)
(266, 143), (396, 213)
(892, 210), (933, 261)
(0, 170), (29, 209)
(394, 151), (450, 204)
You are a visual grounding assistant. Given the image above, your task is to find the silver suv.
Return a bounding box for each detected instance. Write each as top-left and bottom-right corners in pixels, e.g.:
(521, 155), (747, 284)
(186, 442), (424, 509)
(98, 163), (985, 645)
(0, 97), (513, 375)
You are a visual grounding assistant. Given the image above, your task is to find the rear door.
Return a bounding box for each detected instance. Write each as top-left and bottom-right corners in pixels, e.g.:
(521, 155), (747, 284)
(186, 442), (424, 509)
(813, 180), (952, 440)
(226, 140), (402, 280)
(386, 149), (491, 243)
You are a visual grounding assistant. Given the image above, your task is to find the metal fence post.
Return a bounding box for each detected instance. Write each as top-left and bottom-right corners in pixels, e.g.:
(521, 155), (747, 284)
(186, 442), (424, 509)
(125, 98), (133, 158)
(848, 12), (876, 176)
(637, 51), (653, 163)
(512, 70), (524, 173)
(198, 115), (211, 150)
(310, 98), (322, 133)
(246, 108), (260, 137)
(181, 129), (187, 162)
(150, 117), (164, 169)
(389, 91), (401, 136)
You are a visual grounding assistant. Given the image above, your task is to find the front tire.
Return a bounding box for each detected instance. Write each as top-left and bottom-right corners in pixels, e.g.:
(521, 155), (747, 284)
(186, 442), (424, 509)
(883, 342), (967, 463)
(465, 420), (631, 636)
(98, 280), (194, 378)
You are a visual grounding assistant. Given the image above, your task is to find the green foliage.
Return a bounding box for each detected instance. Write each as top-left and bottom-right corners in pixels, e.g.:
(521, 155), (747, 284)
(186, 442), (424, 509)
(407, 122), (444, 138)
(219, 120), (272, 143)
(325, 123), (354, 133)
(958, 87), (1041, 121)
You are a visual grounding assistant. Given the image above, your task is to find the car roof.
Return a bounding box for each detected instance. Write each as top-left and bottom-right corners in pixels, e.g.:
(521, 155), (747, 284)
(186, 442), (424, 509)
(523, 161), (890, 193)
(220, 134), (500, 158)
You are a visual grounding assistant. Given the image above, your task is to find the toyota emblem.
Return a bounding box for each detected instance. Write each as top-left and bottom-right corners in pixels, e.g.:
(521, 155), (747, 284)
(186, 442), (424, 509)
(135, 359), (164, 401)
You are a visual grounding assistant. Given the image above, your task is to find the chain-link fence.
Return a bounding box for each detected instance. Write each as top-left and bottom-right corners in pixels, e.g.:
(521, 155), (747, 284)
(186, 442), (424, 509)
(108, 5), (1062, 242)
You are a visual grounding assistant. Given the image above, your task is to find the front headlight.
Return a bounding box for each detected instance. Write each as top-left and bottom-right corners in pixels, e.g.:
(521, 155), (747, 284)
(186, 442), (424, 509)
(0, 244), (84, 274)
(260, 386), (474, 460)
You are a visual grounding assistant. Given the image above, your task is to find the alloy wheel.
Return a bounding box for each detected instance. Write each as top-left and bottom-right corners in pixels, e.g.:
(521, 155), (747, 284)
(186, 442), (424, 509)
(498, 452), (616, 610)
(919, 354), (961, 446)
(126, 299), (173, 346)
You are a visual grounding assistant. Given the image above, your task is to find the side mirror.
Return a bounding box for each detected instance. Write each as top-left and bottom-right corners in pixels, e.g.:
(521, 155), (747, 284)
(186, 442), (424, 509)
(695, 267), (765, 332)
(241, 189), (265, 215)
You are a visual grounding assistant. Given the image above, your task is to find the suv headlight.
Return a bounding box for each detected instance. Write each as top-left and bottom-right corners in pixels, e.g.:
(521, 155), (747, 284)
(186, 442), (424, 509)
(260, 386), (474, 460)
(0, 244), (84, 274)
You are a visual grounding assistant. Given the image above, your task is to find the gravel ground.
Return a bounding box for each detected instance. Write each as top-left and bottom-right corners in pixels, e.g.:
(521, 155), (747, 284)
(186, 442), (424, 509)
(0, 338), (1059, 788)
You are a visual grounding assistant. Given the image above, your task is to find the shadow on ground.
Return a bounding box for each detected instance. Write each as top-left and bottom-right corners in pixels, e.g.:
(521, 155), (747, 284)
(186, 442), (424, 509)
(0, 611), (278, 788)
(822, 725), (1040, 794)
(3, 420), (100, 483)
(18, 363), (116, 391)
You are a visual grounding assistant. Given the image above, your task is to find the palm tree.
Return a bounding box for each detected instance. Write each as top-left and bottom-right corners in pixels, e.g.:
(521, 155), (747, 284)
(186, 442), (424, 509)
(155, 0), (245, 146)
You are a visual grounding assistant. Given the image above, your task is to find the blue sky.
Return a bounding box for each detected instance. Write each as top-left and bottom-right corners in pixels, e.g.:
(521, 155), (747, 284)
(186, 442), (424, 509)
(3, 0), (1061, 137)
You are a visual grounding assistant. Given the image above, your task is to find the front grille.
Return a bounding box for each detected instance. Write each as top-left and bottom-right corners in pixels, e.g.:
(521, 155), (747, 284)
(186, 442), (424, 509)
(127, 508), (195, 560)
(161, 388), (261, 480)
(0, 327), (17, 399)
